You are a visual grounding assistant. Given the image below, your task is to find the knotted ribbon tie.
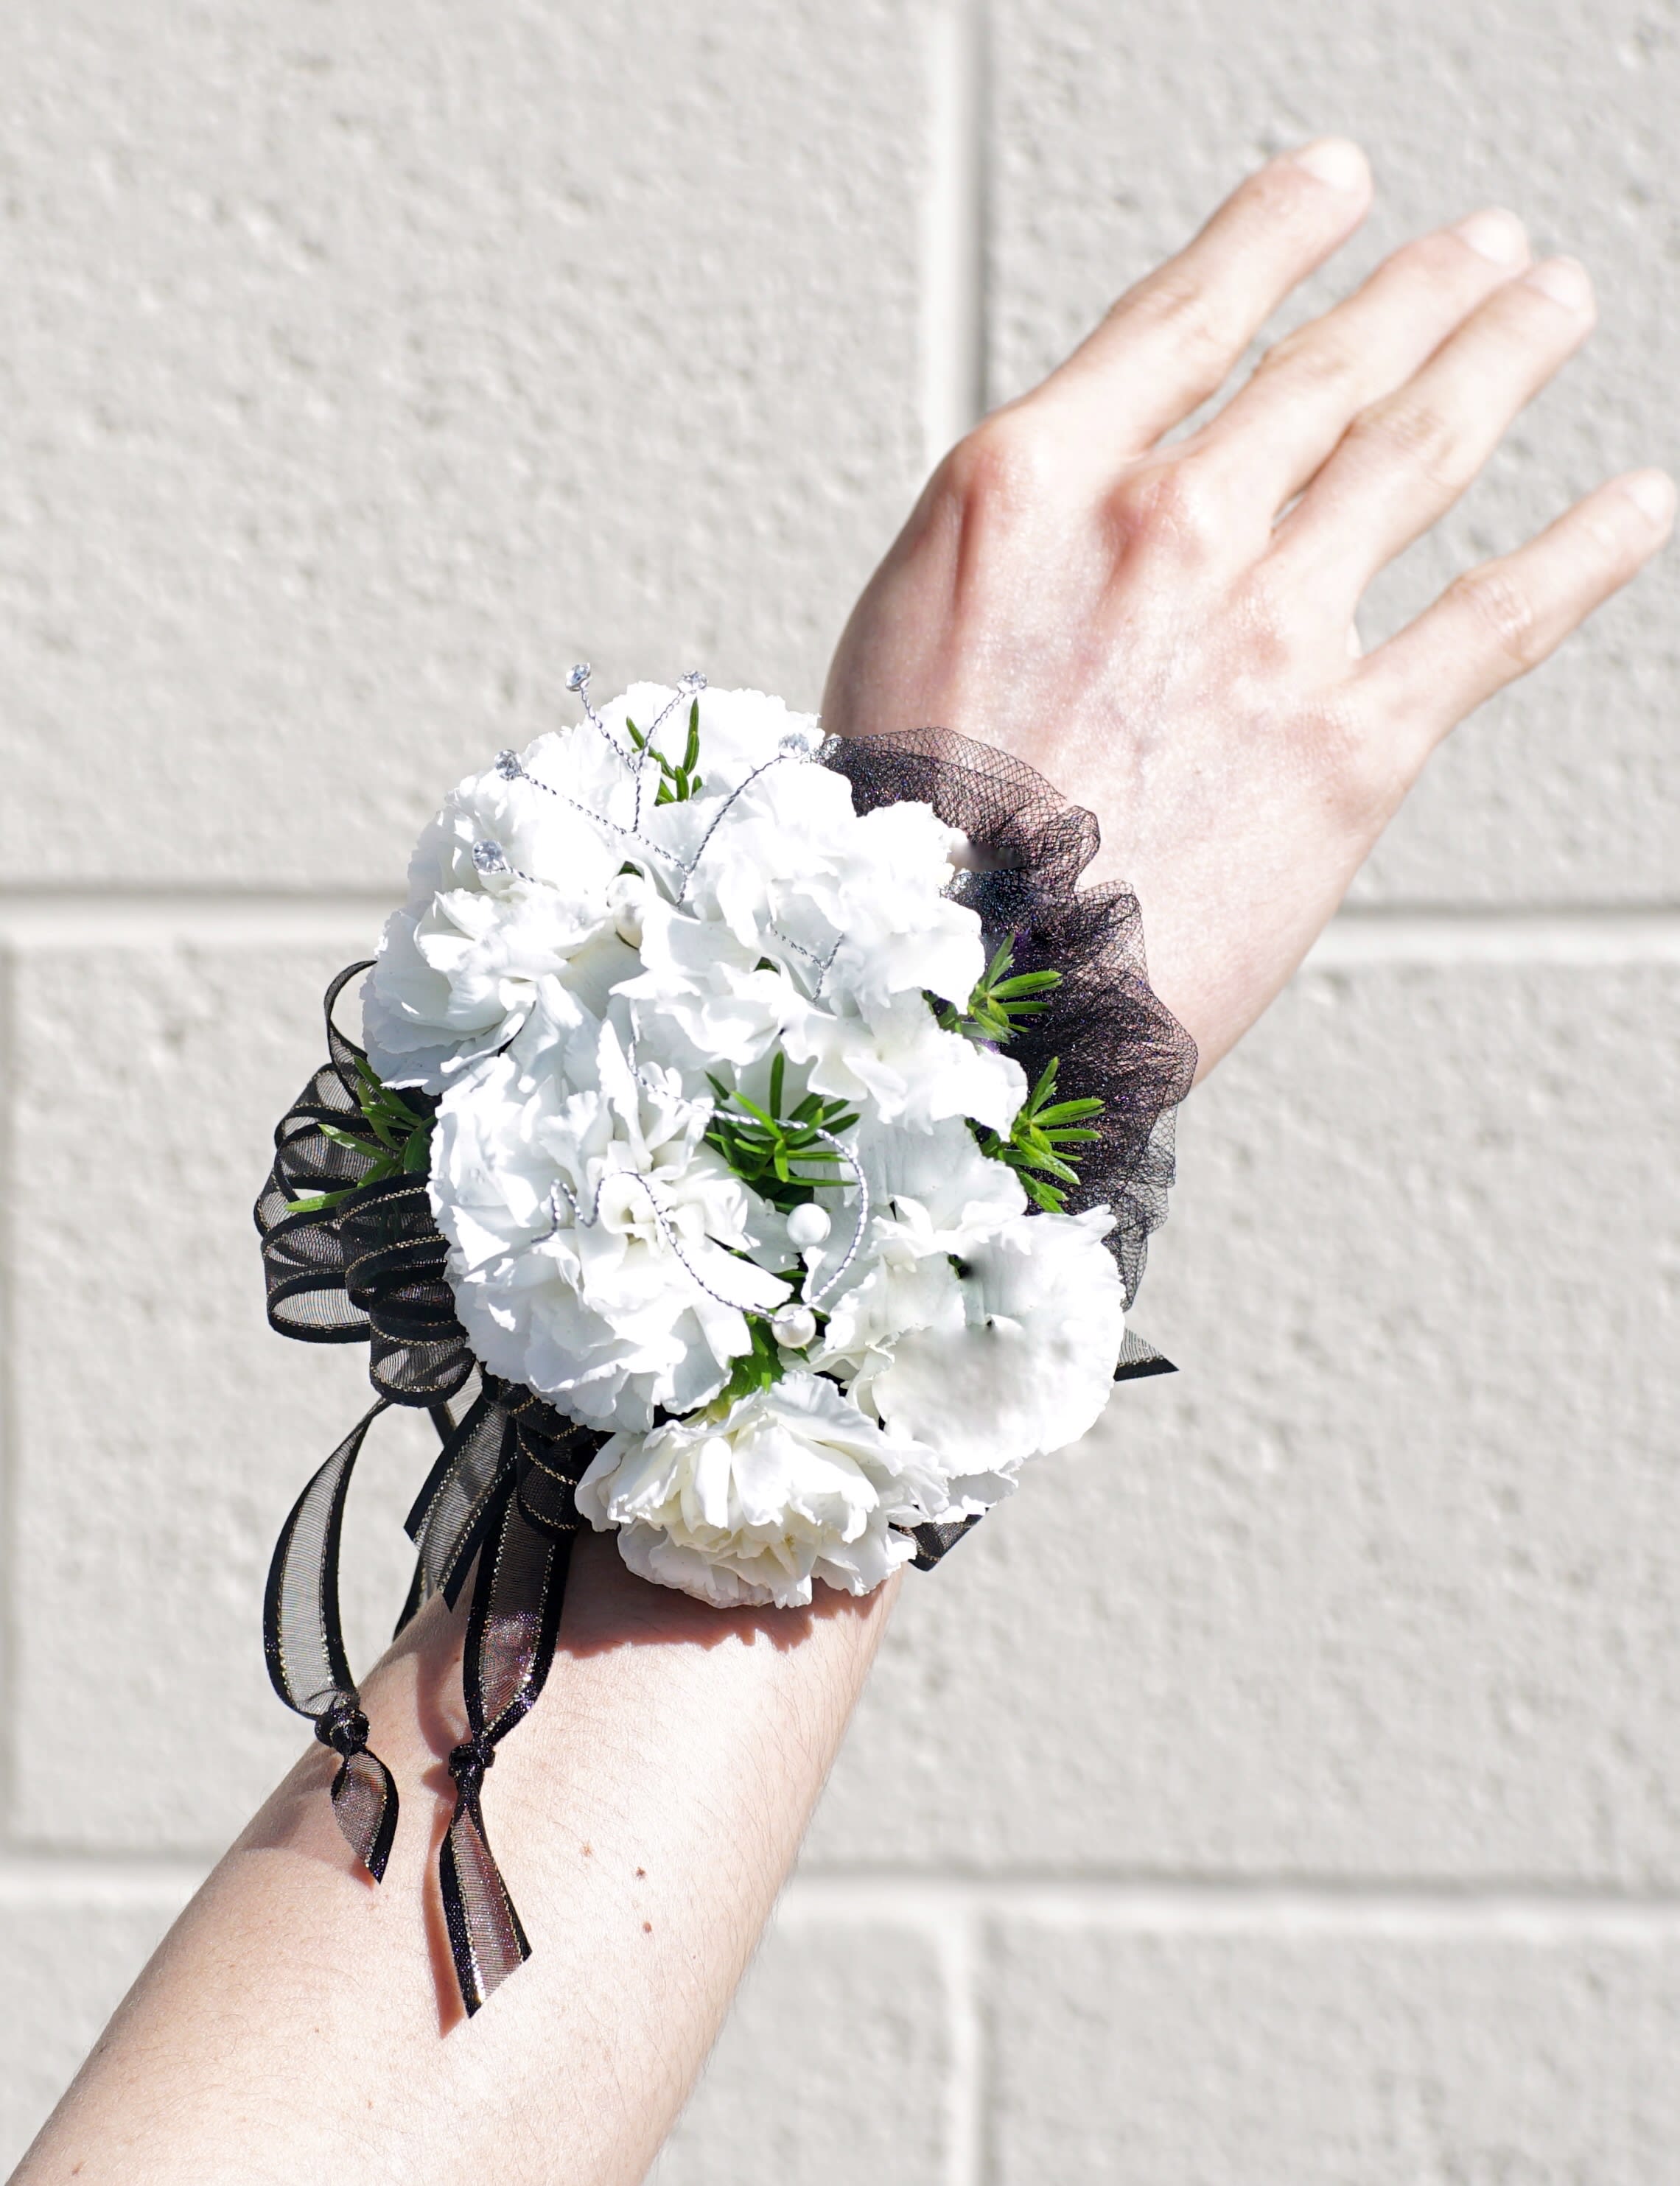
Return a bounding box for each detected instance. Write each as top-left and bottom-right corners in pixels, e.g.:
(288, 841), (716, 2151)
(256, 964), (603, 2014)
(439, 1477), (571, 2013)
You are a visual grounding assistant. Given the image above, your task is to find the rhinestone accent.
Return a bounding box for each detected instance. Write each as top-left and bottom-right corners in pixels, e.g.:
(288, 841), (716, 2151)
(679, 670), (707, 693)
(566, 662), (591, 693)
(779, 727), (819, 757)
(472, 839), (510, 875)
(494, 749), (523, 780)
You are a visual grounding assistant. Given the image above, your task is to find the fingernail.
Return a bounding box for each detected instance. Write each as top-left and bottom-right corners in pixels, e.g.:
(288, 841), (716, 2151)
(1453, 208), (1527, 267)
(1524, 256), (1594, 312)
(1619, 469), (1676, 527)
(1289, 138), (1368, 192)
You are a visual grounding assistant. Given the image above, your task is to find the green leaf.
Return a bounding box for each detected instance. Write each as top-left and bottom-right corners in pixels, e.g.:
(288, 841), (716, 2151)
(1035, 1099), (1104, 1126)
(971, 1050), (1105, 1210)
(317, 1121), (377, 1155)
(284, 1185), (360, 1216)
(939, 939), (1066, 1048)
(717, 1314), (786, 1404)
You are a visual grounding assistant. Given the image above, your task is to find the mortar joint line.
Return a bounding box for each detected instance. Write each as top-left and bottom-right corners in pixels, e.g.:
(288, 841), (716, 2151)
(0, 940), (15, 1844)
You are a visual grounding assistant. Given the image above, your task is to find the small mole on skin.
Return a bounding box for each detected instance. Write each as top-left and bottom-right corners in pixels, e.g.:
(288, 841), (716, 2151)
(635, 1867), (646, 1879)
(581, 1843), (593, 1857)
(643, 1921), (653, 1933)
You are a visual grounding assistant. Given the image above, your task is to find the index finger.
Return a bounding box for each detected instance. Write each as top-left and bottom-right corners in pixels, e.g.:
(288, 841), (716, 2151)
(1037, 139), (1373, 459)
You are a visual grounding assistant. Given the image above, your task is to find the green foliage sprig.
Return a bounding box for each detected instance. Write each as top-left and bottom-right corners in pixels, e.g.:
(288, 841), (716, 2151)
(937, 938), (1061, 1045)
(627, 698), (703, 805)
(977, 1057), (1104, 1213)
(703, 1052), (859, 1216)
(285, 1058), (434, 1216)
(715, 1315), (788, 1405)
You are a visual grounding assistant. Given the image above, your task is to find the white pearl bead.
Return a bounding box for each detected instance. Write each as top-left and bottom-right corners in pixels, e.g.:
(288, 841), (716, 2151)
(771, 1304), (818, 1351)
(785, 1202), (831, 1247)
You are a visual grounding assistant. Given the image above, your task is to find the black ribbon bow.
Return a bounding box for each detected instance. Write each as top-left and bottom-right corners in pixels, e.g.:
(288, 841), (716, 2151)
(253, 729), (1194, 2020)
(256, 963), (605, 2014)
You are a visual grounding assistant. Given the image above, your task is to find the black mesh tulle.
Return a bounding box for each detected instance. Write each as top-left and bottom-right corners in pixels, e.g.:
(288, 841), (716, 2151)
(826, 727), (1196, 1305)
(254, 727), (1194, 2017)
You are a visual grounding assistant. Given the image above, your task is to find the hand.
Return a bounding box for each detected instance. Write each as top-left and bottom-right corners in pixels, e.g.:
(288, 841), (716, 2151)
(824, 139), (1673, 1077)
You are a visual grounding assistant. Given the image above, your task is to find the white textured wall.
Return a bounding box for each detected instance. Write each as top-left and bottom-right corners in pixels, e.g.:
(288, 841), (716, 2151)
(1, 3), (1675, 2178)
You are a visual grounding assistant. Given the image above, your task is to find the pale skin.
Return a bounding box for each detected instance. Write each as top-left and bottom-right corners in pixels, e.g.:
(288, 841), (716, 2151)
(15, 141), (1670, 2185)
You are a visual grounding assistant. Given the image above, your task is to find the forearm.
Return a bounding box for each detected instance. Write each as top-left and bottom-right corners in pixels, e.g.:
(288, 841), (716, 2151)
(15, 1533), (893, 2186)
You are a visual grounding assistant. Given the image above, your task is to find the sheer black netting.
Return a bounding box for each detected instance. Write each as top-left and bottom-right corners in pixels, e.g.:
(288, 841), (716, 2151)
(826, 727), (1196, 1305)
(253, 729), (1194, 2019)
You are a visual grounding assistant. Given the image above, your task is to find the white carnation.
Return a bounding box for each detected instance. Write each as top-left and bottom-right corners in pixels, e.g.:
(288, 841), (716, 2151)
(809, 1119), (1124, 1502)
(839, 1206), (1124, 1502)
(363, 728), (640, 1090)
(670, 758), (984, 1011)
(575, 1373), (945, 1608)
(783, 990), (1024, 1135)
(433, 1014), (789, 1432)
(617, 894), (802, 1072)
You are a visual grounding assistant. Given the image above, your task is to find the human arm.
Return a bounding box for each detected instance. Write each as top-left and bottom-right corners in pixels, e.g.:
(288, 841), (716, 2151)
(17, 1538), (894, 2186)
(15, 139), (1670, 2186)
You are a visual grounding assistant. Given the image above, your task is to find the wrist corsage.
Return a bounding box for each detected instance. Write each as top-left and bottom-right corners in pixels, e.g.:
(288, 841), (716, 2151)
(256, 671), (1194, 2011)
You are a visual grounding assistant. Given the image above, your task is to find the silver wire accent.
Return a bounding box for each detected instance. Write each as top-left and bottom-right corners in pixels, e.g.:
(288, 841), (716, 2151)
(541, 1168), (785, 1317)
(629, 683), (693, 833)
(671, 754), (793, 903)
(501, 671), (828, 900)
(765, 925), (844, 999)
(799, 1126), (869, 1308)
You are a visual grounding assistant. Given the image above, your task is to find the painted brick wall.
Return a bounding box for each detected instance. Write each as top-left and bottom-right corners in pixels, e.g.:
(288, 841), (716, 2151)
(1, 3), (1674, 2178)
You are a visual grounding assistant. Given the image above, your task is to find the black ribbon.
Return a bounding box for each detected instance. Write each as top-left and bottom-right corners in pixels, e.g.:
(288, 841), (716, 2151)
(255, 732), (1195, 2011)
(441, 1479), (571, 2014)
(256, 965), (603, 2014)
(263, 1399), (401, 1880)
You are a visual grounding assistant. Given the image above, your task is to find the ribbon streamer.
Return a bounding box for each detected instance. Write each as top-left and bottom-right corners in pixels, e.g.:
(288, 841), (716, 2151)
(262, 1400), (401, 1881)
(440, 1479), (573, 2014)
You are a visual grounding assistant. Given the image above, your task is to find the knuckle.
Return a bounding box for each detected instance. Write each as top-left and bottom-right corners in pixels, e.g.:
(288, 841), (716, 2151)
(1348, 396), (1465, 491)
(1253, 321), (1364, 401)
(1452, 565), (1547, 670)
(1123, 267), (1239, 383)
(939, 412), (1052, 519)
(1107, 455), (1225, 558)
